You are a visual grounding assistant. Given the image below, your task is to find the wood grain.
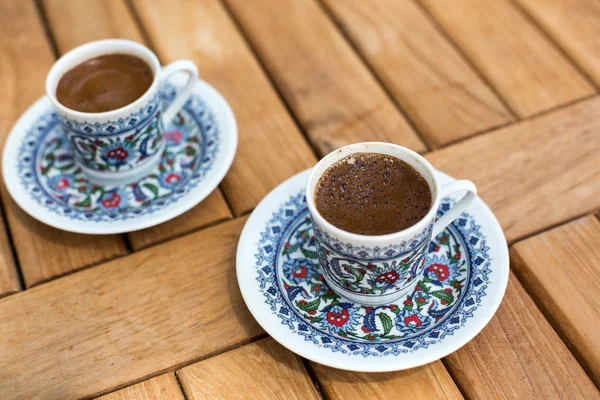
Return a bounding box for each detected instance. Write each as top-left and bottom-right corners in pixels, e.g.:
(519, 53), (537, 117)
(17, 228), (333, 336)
(443, 273), (599, 399)
(127, 190), (232, 250)
(0, 0), (128, 288)
(511, 216), (600, 387)
(224, 0), (426, 156)
(0, 217), (264, 400)
(515, 0), (600, 87)
(420, 0), (595, 118)
(322, 0), (513, 148)
(132, 0), (317, 215)
(177, 338), (319, 400)
(43, 0), (145, 53)
(97, 374), (184, 400)
(0, 209), (20, 297)
(426, 96), (600, 243)
(42, 0), (233, 251)
(310, 360), (463, 399)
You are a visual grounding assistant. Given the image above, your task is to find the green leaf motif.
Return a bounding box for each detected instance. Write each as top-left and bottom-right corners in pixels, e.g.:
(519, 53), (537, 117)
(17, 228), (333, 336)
(300, 247), (318, 259)
(432, 290), (454, 304)
(143, 183), (159, 198)
(296, 298), (320, 313)
(378, 312), (393, 335)
(282, 243), (300, 255)
(74, 196), (91, 208)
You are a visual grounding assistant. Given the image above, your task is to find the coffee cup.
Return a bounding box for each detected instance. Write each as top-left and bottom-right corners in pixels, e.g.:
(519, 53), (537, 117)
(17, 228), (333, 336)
(306, 142), (477, 305)
(45, 39), (199, 185)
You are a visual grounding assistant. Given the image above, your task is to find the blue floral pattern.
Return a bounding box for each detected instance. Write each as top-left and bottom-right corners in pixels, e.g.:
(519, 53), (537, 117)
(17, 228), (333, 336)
(313, 222), (433, 261)
(16, 84), (220, 222)
(254, 193), (492, 356)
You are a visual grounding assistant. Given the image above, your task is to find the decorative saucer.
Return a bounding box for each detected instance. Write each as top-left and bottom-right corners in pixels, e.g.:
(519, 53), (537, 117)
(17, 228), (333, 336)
(237, 169), (508, 372)
(2, 74), (237, 234)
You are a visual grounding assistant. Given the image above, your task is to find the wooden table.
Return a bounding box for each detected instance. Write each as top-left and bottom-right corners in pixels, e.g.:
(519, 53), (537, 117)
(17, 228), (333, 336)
(0, 0), (599, 398)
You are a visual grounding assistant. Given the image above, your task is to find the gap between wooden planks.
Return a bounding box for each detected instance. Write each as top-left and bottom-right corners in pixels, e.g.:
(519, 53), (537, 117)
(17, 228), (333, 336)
(511, 215), (600, 388)
(321, 0), (514, 148)
(420, 0), (595, 118)
(223, 0), (427, 156)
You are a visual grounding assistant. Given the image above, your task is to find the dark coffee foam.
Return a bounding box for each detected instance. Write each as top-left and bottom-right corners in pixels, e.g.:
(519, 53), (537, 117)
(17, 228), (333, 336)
(56, 54), (153, 113)
(314, 153), (432, 235)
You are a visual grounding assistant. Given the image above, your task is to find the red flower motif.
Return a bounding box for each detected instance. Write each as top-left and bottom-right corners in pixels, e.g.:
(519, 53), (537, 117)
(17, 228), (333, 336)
(165, 130), (184, 144)
(434, 244), (440, 252)
(375, 270), (399, 285)
(361, 325), (370, 333)
(167, 159), (175, 165)
(444, 288), (453, 294)
(165, 173), (181, 184)
(100, 192), (121, 208)
(284, 242), (291, 248)
(308, 310), (316, 315)
(313, 285), (321, 292)
(403, 314), (423, 328)
(284, 283), (291, 290)
(127, 135), (134, 141)
(317, 274), (324, 281)
(106, 147), (129, 161)
(389, 304), (398, 311)
(78, 186), (86, 193)
(417, 297), (425, 303)
(402, 257), (410, 263)
(455, 283), (461, 289)
(415, 285), (422, 291)
(326, 309), (350, 327)
(55, 177), (69, 190)
(292, 265), (308, 279)
(367, 335), (375, 341)
(358, 268), (367, 274)
(403, 299), (413, 306)
(367, 264), (375, 270)
(440, 236), (448, 244)
(326, 289), (334, 295)
(441, 300), (448, 305)
(427, 263), (450, 281)
(365, 307), (373, 313)
(95, 140), (103, 145)
(455, 252), (461, 259)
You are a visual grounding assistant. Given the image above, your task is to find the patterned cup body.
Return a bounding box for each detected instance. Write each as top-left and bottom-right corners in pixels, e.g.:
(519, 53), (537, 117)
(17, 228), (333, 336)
(306, 143), (477, 305)
(46, 39), (198, 185)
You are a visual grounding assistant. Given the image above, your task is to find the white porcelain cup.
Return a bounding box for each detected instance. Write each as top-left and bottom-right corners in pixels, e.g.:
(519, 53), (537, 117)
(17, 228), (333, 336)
(46, 39), (199, 185)
(306, 142), (477, 305)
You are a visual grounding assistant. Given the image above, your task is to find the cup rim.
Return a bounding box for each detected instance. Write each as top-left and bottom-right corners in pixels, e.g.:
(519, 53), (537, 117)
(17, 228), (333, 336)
(45, 39), (161, 119)
(305, 142), (441, 244)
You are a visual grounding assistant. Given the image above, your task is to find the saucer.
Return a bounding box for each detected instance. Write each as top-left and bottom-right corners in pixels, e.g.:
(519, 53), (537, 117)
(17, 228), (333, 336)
(3, 74), (237, 234)
(237, 169), (508, 372)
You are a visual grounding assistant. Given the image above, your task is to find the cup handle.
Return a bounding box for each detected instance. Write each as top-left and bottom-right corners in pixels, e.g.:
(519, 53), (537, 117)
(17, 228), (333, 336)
(160, 60), (199, 125)
(432, 180), (477, 236)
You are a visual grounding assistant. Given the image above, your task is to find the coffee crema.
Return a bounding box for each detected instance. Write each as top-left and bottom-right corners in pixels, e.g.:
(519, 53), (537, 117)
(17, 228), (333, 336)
(56, 54), (153, 113)
(314, 153), (432, 235)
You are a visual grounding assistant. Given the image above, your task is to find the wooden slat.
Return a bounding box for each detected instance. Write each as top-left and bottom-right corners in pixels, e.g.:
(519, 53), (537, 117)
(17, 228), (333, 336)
(511, 215), (600, 387)
(42, 0), (233, 251)
(0, 0), (128, 288)
(0, 210), (20, 297)
(443, 273), (599, 399)
(0, 216), (264, 400)
(515, 0), (600, 87)
(426, 96), (600, 243)
(177, 338), (319, 400)
(420, 0), (595, 118)
(127, 190), (232, 250)
(43, 0), (145, 53)
(132, 0), (317, 215)
(224, 0), (426, 156)
(310, 361), (463, 399)
(322, 0), (513, 148)
(97, 374), (184, 400)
